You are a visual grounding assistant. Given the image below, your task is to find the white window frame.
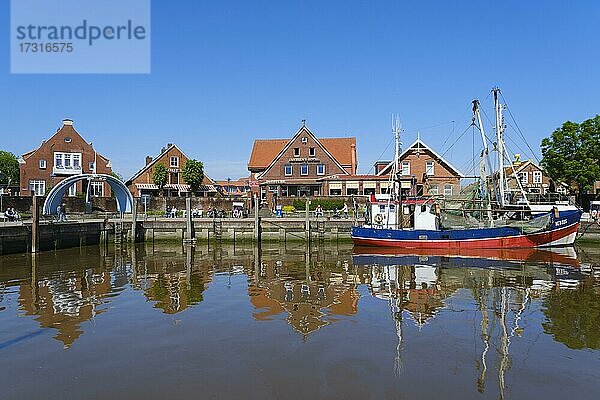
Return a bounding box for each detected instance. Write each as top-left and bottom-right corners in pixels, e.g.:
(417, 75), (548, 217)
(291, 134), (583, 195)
(429, 185), (439, 195)
(170, 156), (179, 168)
(54, 152), (82, 170)
(284, 164), (292, 176)
(309, 147), (316, 157)
(533, 171), (542, 184)
(39, 159), (46, 169)
(29, 180), (45, 196)
(444, 185), (453, 196)
(425, 161), (434, 176)
(68, 183), (77, 197)
(518, 172), (528, 185)
(293, 147), (300, 157)
(401, 161), (410, 175)
(90, 181), (104, 197)
(300, 164), (308, 176)
(316, 164), (325, 175)
(89, 162), (95, 172)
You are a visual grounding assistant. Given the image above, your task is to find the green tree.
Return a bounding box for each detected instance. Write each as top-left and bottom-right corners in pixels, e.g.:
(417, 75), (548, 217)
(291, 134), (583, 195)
(541, 115), (600, 195)
(0, 151), (19, 185)
(182, 159), (205, 195)
(152, 163), (167, 194)
(542, 285), (600, 350)
(110, 171), (123, 181)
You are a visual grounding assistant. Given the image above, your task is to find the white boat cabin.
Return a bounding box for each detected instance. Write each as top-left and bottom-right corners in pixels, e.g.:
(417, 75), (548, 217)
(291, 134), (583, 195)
(366, 195), (438, 230)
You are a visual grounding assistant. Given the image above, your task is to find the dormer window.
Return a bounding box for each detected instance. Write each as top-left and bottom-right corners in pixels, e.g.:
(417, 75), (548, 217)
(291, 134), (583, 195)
(39, 159), (46, 169)
(309, 147), (316, 157)
(293, 148), (300, 157)
(170, 156), (179, 168)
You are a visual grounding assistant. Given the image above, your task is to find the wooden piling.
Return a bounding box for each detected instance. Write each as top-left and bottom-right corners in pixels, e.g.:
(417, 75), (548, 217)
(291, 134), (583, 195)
(184, 197), (196, 244)
(254, 195), (260, 243)
(305, 198), (310, 243)
(31, 196), (39, 253)
(131, 199), (138, 243)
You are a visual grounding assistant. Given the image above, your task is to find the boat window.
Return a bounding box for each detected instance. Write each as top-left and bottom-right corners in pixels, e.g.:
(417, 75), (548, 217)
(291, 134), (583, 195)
(379, 205), (386, 212)
(389, 204), (395, 211)
(421, 204), (427, 212)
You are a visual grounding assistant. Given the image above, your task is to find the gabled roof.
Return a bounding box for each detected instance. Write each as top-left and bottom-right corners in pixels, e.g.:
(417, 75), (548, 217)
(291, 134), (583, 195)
(504, 159), (541, 175)
(376, 139), (464, 178)
(254, 126), (354, 179)
(21, 121), (110, 164)
(248, 129), (356, 170)
(127, 144), (194, 184)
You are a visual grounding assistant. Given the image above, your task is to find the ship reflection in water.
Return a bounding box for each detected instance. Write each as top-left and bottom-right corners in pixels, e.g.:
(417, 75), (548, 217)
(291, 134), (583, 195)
(0, 243), (599, 399)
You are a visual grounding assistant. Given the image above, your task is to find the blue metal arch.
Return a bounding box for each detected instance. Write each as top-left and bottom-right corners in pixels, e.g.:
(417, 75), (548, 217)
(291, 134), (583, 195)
(42, 174), (133, 215)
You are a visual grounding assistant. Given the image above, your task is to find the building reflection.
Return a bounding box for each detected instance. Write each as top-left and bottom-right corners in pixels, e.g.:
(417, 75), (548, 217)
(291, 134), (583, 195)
(133, 246), (212, 314)
(353, 247), (600, 398)
(16, 247), (126, 348)
(248, 248), (359, 337)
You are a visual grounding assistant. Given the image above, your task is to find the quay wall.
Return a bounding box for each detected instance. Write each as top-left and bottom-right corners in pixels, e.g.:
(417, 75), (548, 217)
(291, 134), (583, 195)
(1, 218), (598, 256)
(0, 221), (105, 255)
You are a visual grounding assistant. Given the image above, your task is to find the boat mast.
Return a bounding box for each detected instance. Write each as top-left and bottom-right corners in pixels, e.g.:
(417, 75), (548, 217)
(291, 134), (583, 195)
(393, 114), (401, 200)
(493, 87), (507, 207)
(472, 99), (494, 223)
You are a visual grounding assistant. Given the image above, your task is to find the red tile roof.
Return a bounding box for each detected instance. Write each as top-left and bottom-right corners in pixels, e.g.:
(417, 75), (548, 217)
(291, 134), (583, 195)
(248, 137), (357, 170)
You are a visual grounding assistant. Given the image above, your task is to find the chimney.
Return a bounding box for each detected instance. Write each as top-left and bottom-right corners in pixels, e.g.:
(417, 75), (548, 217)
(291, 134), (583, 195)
(167, 143), (173, 148)
(161, 147), (166, 153)
(351, 143), (357, 175)
(62, 118), (73, 126)
(145, 156), (153, 165)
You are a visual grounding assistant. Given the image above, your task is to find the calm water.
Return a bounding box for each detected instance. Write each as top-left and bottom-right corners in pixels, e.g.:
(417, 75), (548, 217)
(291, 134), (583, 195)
(0, 242), (599, 400)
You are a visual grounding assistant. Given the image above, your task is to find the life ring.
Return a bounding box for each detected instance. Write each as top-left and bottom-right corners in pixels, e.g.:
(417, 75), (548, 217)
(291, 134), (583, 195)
(374, 214), (384, 224)
(592, 210), (598, 219)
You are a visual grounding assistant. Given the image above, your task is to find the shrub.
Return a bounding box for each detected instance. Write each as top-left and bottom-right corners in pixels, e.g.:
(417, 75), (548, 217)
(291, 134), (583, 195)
(292, 198), (345, 211)
(282, 205), (296, 213)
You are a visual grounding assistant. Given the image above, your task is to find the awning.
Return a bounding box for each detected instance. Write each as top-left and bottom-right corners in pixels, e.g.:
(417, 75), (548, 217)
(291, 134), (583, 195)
(329, 182), (342, 189)
(363, 181), (377, 189)
(346, 181), (359, 189)
(198, 185), (217, 192)
(135, 183), (159, 190)
(165, 184), (191, 192)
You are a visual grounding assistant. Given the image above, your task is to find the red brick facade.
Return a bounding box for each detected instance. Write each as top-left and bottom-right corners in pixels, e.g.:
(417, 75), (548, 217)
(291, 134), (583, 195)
(377, 139), (463, 196)
(19, 119), (113, 197)
(126, 144), (216, 197)
(248, 125), (357, 200)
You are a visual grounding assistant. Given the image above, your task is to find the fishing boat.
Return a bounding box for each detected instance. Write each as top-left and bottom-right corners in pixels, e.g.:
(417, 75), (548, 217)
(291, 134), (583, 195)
(352, 88), (582, 249)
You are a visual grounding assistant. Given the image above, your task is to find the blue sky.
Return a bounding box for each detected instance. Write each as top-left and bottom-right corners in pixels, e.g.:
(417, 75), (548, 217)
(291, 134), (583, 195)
(1, 1), (598, 180)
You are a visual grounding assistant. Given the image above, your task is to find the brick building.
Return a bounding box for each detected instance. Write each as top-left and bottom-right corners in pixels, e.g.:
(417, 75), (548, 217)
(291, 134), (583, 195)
(376, 138), (463, 197)
(503, 156), (567, 195)
(18, 119), (113, 197)
(126, 143), (217, 198)
(214, 176), (252, 198)
(248, 124), (357, 201)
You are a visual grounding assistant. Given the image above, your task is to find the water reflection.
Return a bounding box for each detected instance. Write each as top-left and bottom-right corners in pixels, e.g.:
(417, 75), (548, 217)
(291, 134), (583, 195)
(0, 243), (599, 399)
